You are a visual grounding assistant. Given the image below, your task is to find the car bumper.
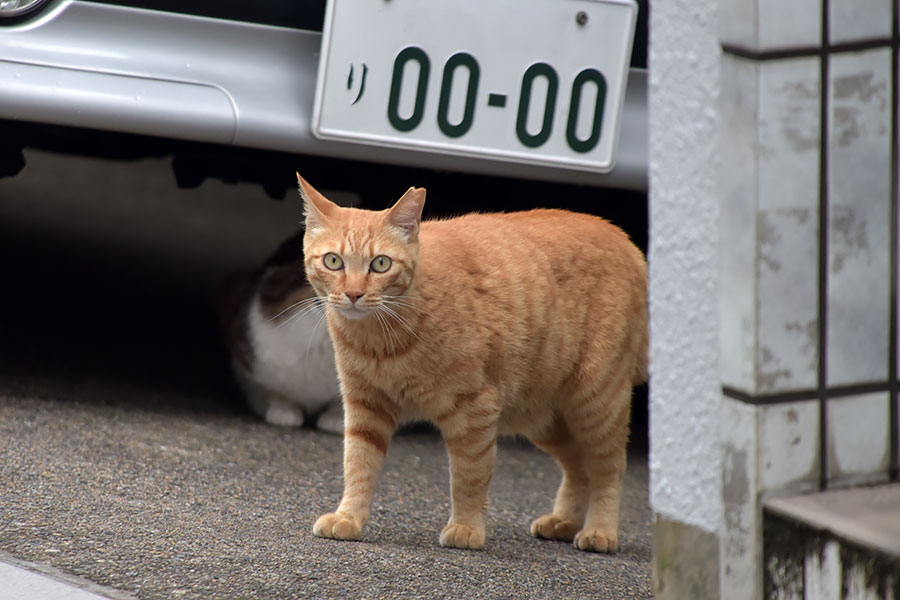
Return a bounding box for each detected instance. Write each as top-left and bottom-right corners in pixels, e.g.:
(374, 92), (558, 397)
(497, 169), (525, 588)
(0, 1), (647, 189)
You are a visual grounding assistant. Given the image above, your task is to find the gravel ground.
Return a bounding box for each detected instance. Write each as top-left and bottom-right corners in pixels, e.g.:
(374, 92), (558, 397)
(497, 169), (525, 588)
(0, 149), (651, 599)
(0, 394), (651, 600)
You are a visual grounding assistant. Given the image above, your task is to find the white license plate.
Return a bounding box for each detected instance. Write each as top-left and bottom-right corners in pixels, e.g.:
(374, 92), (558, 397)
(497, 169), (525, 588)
(312, 0), (637, 173)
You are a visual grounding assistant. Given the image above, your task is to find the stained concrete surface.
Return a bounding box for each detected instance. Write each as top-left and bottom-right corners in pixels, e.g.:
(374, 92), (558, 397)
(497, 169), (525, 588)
(0, 150), (652, 599)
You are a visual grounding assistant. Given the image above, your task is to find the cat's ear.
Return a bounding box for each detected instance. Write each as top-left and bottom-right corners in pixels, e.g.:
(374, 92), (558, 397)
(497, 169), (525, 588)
(386, 187), (426, 243)
(297, 172), (336, 234)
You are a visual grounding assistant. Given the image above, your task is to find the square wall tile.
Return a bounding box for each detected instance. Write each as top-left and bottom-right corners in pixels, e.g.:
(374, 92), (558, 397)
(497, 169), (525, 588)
(720, 0), (822, 51)
(826, 392), (891, 486)
(827, 48), (892, 387)
(720, 56), (760, 393)
(719, 0), (757, 50)
(756, 57), (821, 393)
(721, 397), (762, 600)
(895, 392), (899, 472)
(758, 0), (822, 49)
(759, 400), (821, 494)
(829, 0), (893, 44)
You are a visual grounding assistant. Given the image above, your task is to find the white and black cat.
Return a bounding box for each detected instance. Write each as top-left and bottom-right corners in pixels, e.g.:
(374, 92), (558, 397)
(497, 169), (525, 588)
(221, 231), (342, 434)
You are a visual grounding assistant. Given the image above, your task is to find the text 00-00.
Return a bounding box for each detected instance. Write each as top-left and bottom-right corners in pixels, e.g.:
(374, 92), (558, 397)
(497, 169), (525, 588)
(387, 46), (609, 154)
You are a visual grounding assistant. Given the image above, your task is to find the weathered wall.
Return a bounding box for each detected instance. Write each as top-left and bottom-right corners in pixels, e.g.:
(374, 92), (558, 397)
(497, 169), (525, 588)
(650, 0), (898, 596)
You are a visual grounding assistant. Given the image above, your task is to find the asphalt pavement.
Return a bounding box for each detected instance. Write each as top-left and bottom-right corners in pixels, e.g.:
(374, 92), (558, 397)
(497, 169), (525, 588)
(0, 150), (652, 599)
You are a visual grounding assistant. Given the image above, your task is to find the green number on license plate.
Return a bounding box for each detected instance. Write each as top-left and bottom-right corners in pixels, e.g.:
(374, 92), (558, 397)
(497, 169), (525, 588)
(386, 46), (608, 154)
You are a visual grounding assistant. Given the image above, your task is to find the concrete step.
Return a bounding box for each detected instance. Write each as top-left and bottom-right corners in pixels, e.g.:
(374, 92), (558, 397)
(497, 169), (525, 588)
(763, 483), (900, 599)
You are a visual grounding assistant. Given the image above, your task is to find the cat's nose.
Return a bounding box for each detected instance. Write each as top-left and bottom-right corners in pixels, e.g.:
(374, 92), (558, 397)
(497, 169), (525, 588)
(345, 291), (365, 304)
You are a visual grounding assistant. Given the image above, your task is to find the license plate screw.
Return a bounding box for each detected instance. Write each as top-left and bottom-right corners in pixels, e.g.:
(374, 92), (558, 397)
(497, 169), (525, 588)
(575, 10), (588, 25)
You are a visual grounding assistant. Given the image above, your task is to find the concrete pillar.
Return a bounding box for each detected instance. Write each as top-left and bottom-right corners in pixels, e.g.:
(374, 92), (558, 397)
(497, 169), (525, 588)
(648, 0), (722, 597)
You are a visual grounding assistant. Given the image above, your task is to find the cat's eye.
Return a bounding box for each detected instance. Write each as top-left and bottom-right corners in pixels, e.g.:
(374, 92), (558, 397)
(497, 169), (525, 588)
(370, 255), (392, 273)
(323, 253), (344, 271)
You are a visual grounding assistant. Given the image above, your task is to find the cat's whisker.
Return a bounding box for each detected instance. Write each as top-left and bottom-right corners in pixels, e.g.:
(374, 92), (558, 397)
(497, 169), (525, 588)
(273, 301), (326, 330)
(381, 299), (429, 324)
(382, 311), (398, 355)
(379, 304), (422, 342)
(381, 302), (422, 317)
(304, 303), (332, 358)
(278, 307), (313, 329)
(288, 298), (328, 321)
(270, 295), (321, 322)
(386, 310), (402, 354)
(384, 294), (416, 300)
(277, 297), (328, 329)
(382, 295), (425, 313)
(278, 302), (324, 329)
(373, 309), (395, 355)
(374, 310), (388, 353)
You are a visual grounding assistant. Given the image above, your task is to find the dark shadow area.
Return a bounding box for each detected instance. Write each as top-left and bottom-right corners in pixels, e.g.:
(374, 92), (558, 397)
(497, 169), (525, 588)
(0, 223), (243, 416)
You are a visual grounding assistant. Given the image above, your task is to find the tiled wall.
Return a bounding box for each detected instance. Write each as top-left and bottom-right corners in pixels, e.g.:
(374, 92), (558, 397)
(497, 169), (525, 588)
(719, 0), (899, 493)
(718, 0), (898, 597)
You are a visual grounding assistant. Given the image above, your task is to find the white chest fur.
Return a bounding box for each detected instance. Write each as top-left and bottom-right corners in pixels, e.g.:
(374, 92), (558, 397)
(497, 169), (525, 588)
(246, 296), (340, 413)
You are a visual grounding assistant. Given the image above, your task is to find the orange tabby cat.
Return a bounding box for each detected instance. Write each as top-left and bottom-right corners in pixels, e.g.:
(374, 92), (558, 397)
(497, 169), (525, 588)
(298, 173), (647, 552)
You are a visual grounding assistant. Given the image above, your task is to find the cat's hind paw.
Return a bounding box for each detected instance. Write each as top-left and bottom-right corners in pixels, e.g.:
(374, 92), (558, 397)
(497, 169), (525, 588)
(265, 399), (305, 427)
(315, 401), (344, 435)
(573, 527), (618, 553)
(530, 514), (579, 542)
(313, 512), (362, 541)
(439, 522), (485, 550)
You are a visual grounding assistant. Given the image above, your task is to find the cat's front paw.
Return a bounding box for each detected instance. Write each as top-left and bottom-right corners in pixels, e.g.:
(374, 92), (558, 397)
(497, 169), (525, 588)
(439, 522), (485, 550)
(573, 527), (618, 553)
(313, 512), (362, 541)
(530, 514), (579, 542)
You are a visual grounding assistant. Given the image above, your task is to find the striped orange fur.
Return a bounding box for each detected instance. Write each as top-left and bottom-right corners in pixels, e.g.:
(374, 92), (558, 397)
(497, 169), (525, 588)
(300, 174), (647, 552)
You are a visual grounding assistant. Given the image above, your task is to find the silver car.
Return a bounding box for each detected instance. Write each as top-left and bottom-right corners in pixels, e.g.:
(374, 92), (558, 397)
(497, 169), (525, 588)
(0, 0), (646, 192)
